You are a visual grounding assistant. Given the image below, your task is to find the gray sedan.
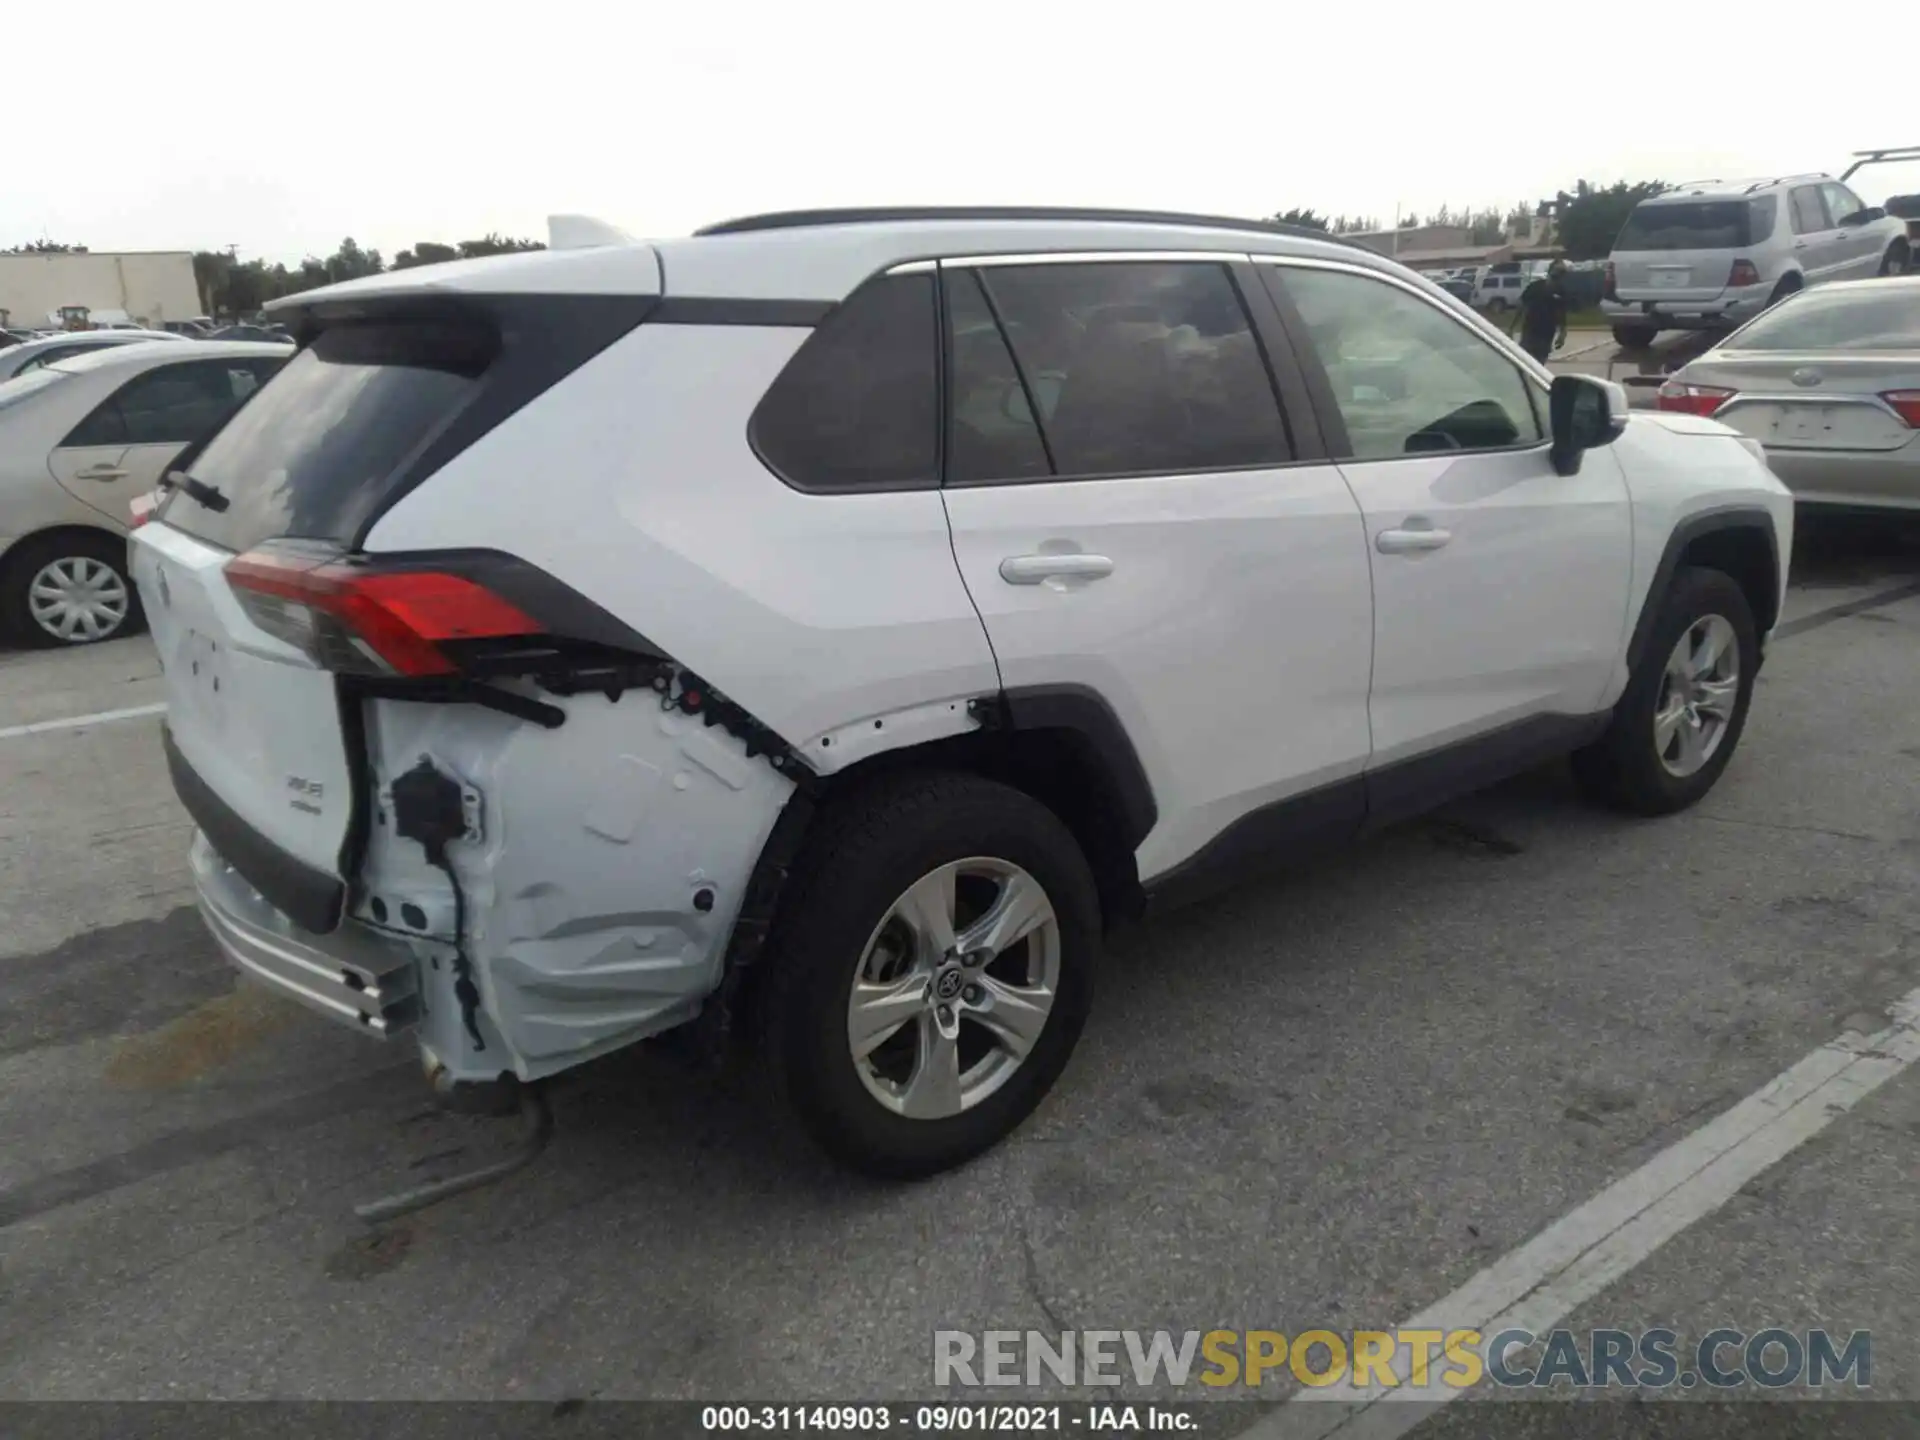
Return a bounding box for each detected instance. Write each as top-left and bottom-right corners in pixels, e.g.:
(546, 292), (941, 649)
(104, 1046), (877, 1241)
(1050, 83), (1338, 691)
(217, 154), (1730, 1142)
(1658, 276), (1920, 512)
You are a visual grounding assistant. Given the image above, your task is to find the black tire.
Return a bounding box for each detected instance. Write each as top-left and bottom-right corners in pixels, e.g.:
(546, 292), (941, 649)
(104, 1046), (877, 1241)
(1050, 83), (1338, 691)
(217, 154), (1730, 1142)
(759, 771), (1099, 1179)
(0, 530), (143, 649)
(1611, 322), (1657, 351)
(1768, 275), (1803, 307)
(1881, 240), (1912, 277)
(1573, 566), (1758, 816)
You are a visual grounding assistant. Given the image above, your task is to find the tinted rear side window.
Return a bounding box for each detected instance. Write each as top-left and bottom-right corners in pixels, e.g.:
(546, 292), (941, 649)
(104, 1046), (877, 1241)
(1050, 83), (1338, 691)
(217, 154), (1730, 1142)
(751, 273), (938, 492)
(978, 261), (1291, 478)
(161, 320), (495, 552)
(1614, 201), (1752, 251)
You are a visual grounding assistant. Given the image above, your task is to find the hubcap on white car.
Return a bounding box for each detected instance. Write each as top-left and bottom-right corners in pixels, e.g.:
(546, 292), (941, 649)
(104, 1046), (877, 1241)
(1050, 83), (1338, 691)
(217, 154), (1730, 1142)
(846, 857), (1060, 1120)
(29, 556), (129, 643)
(1655, 614), (1739, 778)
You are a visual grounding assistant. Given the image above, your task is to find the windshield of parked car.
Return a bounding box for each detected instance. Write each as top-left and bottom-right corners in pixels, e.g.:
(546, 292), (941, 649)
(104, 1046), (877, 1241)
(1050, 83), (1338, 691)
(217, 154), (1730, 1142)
(1614, 199), (1757, 251)
(1724, 287), (1920, 351)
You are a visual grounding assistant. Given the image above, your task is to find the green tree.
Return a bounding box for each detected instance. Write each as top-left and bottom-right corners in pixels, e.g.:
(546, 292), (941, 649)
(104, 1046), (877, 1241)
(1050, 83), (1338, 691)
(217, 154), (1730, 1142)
(1271, 208), (1330, 232)
(393, 241), (459, 269)
(191, 250), (231, 314)
(5, 240), (87, 253)
(323, 237), (383, 285)
(1553, 179), (1667, 259)
(455, 233), (544, 259)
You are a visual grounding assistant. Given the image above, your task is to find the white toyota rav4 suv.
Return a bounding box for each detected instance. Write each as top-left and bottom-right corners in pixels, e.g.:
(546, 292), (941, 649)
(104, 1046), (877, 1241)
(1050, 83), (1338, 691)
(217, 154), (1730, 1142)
(131, 208), (1792, 1180)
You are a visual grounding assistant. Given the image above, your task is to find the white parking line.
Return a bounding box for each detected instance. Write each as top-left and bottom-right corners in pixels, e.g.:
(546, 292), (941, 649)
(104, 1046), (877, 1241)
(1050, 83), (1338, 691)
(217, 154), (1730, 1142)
(1257, 984), (1920, 1439)
(0, 701), (166, 741)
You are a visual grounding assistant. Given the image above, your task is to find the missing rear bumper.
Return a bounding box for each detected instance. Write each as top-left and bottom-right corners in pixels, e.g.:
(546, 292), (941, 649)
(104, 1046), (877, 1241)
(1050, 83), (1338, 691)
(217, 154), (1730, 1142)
(192, 831), (423, 1037)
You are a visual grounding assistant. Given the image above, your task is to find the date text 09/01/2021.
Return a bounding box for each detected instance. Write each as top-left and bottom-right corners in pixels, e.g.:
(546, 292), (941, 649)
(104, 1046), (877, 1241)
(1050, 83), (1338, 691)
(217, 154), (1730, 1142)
(701, 1405), (1193, 1432)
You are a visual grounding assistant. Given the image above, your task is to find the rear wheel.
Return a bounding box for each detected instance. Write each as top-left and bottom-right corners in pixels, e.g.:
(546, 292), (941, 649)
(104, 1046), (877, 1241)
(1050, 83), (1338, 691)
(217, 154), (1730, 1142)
(0, 531), (143, 648)
(1768, 274), (1803, 307)
(1611, 322), (1658, 350)
(761, 772), (1099, 1179)
(1881, 240), (1912, 277)
(1573, 567), (1757, 815)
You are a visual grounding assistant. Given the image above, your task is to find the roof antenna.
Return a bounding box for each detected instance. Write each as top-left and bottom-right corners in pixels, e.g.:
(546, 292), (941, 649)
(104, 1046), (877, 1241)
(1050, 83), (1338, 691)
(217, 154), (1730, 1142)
(548, 214), (634, 249)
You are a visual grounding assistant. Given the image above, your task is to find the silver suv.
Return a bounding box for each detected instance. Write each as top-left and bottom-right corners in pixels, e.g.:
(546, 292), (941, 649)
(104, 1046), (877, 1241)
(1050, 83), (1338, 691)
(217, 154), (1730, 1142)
(1604, 174), (1912, 350)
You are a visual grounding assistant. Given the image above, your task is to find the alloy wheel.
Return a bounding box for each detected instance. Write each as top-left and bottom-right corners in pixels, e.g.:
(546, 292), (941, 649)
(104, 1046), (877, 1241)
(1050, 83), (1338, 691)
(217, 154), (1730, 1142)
(846, 857), (1060, 1120)
(1654, 614), (1739, 778)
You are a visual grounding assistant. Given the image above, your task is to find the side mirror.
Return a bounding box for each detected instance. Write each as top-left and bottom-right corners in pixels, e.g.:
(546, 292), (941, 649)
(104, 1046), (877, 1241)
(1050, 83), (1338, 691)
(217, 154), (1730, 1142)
(1839, 206), (1885, 227)
(1549, 374), (1629, 476)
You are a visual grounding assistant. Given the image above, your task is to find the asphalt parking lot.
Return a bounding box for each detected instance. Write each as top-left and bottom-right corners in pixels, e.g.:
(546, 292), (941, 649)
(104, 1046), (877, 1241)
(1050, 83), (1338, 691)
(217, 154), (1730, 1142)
(2, 517), (1918, 1427)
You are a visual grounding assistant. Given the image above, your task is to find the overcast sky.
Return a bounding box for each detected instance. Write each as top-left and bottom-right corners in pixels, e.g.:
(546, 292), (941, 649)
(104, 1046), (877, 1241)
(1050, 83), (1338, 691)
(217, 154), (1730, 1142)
(11, 4), (1920, 263)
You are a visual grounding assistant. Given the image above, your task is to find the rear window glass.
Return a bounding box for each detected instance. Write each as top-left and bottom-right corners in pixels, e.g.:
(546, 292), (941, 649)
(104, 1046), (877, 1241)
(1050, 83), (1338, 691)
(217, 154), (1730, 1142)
(160, 320), (495, 552)
(1614, 200), (1753, 251)
(1725, 288), (1920, 351)
(0, 367), (68, 412)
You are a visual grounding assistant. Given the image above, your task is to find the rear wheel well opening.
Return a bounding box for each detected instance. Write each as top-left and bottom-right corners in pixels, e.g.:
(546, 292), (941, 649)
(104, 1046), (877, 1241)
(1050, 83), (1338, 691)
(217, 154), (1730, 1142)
(820, 726), (1146, 932)
(2, 523), (128, 571)
(1679, 527), (1778, 634)
(1769, 272), (1804, 303)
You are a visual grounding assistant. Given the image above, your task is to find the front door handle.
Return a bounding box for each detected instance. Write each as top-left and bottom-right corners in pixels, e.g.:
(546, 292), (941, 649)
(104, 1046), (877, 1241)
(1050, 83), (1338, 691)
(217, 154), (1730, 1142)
(999, 553), (1115, 585)
(1376, 525), (1452, 555)
(76, 465), (128, 481)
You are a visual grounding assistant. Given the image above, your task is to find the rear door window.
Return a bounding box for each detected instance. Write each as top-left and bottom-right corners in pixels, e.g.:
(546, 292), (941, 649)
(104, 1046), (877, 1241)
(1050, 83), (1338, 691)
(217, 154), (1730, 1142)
(968, 260), (1292, 479)
(161, 320), (495, 551)
(750, 273), (939, 492)
(1790, 186), (1831, 235)
(945, 269), (1053, 484)
(1614, 201), (1753, 251)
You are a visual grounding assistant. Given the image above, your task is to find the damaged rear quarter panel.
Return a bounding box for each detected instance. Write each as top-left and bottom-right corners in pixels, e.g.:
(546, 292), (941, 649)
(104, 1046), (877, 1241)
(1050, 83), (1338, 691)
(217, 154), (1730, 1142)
(357, 687), (795, 1082)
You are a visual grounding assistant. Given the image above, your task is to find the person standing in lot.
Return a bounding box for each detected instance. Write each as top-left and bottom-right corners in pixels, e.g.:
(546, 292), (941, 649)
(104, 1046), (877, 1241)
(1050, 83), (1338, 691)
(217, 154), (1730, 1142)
(1512, 258), (1571, 363)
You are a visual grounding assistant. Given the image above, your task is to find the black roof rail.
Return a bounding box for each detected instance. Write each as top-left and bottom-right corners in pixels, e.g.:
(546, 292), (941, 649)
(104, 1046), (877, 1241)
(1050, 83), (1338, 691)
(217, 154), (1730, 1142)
(694, 205), (1373, 252)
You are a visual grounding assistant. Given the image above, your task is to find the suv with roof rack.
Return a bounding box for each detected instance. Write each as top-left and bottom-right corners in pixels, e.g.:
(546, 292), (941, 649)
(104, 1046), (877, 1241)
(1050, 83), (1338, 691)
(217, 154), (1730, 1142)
(132, 206), (1792, 1179)
(1604, 173), (1912, 350)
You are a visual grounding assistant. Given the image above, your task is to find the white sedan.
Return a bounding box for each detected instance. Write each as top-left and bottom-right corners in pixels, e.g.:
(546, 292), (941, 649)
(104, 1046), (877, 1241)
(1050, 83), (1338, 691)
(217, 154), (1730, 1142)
(0, 328), (188, 383)
(0, 340), (289, 646)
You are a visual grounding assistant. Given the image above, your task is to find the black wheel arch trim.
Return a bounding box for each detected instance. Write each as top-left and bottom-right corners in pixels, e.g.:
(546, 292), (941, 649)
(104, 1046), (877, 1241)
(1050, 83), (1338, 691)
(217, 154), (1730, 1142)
(1625, 506), (1781, 673)
(992, 684), (1158, 852)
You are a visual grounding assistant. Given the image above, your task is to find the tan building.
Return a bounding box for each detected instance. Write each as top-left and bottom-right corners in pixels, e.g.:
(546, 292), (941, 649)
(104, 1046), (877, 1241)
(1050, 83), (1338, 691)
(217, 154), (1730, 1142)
(1344, 214), (1561, 272)
(0, 251), (200, 330)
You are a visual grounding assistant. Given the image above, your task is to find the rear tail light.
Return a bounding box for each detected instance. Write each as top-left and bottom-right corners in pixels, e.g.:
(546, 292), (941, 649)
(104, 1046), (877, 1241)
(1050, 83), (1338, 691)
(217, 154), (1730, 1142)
(1603, 261), (1616, 300)
(1881, 390), (1920, 427)
(1727, 259), (1763, 287)
(225, 548), (544, 676)
(1656, 380), (1737, 417)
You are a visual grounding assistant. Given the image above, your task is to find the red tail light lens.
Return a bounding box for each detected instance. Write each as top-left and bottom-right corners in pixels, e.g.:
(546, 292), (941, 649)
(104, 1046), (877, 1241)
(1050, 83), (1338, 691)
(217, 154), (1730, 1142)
(225, 548), (544, 676)
(1882, 390), (1920, 427)
(1603, 261), (1616, 299)
(1727, 259), (1762, 287)
(1656, 381), (1737, 417)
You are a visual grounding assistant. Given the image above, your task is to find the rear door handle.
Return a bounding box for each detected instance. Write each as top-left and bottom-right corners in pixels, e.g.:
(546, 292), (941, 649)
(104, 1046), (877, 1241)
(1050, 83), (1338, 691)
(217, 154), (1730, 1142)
(76, 465), (128, 481)
(1376, 525), (1452, 555)
(999, 553), (1115, 585)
